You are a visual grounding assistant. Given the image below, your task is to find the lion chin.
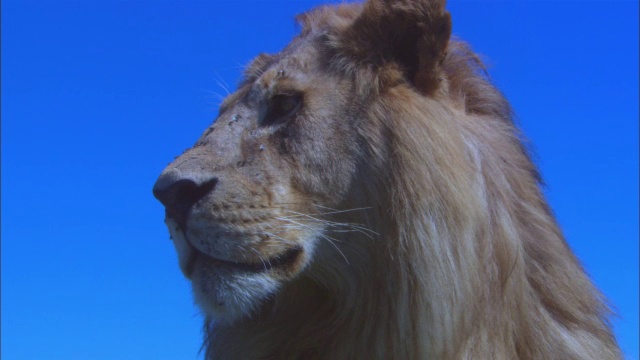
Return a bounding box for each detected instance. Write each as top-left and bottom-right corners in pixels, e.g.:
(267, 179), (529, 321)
(165, 217), (309, 323)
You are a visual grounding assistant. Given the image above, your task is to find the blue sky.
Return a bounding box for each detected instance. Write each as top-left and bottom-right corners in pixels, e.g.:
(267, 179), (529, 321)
(2, 1), (637, 359)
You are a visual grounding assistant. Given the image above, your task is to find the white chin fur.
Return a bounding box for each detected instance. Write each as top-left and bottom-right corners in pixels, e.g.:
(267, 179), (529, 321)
(164, 217), (281, 322)
(192, 267), (280, 323)
(165, 218), (193, 277)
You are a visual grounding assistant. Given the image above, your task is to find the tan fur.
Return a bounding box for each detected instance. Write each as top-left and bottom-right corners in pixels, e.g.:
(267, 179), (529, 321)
(153, 1), (621, 359)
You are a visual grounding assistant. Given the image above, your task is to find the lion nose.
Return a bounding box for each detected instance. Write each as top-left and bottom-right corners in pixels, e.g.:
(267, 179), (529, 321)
(153, 169), (218, 225)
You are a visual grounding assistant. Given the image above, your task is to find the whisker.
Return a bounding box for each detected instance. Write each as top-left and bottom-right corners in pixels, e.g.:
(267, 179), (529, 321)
(320, 233), (349, 265)
(261, 231), (298, 246)
(250, 247), (270, 271)
(277, 217), (349, 265)
(313, 205), (372, 216)
(202, 89), (227, 103)
(282, 210), (378, 238)
(213, 71), (231, 96)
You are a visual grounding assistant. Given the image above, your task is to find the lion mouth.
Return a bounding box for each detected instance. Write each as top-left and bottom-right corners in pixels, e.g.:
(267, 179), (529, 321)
(186, 246), (302, 278)
(165, 215), (305, 278)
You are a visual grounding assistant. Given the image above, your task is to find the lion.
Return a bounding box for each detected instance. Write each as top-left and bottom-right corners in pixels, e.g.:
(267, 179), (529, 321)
(152, 0), (621, 358)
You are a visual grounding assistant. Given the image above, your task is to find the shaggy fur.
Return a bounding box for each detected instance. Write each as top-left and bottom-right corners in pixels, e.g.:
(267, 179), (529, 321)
(153, 1), (621, 359)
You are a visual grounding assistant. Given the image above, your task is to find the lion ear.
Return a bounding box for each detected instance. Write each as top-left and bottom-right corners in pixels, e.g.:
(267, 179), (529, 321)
(333, 0), (451, 94)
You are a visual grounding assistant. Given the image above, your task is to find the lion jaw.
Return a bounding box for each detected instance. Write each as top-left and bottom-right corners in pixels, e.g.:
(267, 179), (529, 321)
(164, 217), (284, 323)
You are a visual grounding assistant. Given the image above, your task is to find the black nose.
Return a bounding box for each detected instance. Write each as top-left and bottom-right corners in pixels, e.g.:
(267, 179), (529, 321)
(153, 170), (217, 226)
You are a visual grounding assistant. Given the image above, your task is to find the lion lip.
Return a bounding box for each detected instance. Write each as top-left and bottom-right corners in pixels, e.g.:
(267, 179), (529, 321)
(187, 247), (302, 276)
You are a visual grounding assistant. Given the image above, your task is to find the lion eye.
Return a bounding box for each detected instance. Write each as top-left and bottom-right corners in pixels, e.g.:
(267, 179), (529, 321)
(263, 93), (302, 126)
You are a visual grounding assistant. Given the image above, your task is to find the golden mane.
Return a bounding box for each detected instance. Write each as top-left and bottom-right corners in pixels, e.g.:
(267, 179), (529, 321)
(154, 1), (621, 358)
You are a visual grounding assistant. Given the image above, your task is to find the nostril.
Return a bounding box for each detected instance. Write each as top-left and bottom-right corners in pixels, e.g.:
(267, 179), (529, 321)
(153, 175), (217, 226)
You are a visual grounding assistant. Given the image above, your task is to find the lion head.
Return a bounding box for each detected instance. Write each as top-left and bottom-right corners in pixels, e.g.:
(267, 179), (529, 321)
(153, 0), (621, 358)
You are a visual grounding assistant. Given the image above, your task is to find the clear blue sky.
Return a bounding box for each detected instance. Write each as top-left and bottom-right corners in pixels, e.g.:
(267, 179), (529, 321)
(2, 1), (637, 359)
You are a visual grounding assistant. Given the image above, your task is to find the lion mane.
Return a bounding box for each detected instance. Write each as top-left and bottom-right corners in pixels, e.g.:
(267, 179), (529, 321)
(153, 1), (621, 359)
